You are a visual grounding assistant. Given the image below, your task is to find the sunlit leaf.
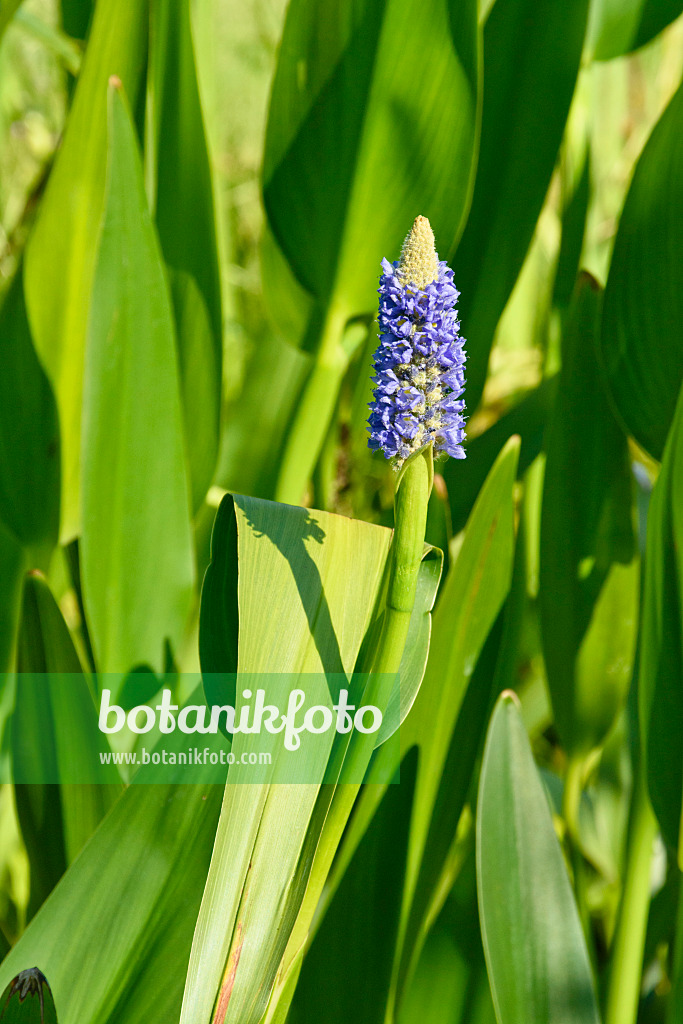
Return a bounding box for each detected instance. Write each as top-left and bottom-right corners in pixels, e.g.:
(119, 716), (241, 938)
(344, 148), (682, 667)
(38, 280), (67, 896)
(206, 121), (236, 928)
(23, 0), (148, 540)
(477, 693), (600, 1024)
(80, 82), (195, 675)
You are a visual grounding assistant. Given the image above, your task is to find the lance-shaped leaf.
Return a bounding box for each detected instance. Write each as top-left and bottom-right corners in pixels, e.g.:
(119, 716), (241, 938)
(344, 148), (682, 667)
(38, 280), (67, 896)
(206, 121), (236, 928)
(601, 80), (683, 460)
(453, 0), (589, 413)
(477, 693), (601, 1024)
(148, 0), (222, 510)
(23, 0), (148, 540)
(183, 495), (394, 1024)
(0, 270), (59, 568)
(0, 968), (58, 1023)
(80, 82), (195, 675)
(639, 382), (683, 853)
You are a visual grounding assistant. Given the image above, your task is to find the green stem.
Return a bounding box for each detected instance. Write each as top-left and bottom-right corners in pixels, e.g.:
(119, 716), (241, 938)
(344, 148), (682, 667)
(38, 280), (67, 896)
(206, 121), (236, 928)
(604, 765), (657, 1024)
(563, 754), (595, 962)
(339, 446), (433, 784)
(275, 304), (348, 506)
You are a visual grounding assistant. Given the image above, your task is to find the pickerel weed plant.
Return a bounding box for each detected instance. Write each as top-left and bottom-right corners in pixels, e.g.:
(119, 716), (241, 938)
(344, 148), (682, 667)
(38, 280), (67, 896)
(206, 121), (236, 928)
(2, 2), (683, 1024)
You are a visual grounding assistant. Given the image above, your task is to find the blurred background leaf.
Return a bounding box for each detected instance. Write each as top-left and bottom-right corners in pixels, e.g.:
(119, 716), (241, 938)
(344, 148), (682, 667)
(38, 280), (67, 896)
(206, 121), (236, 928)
(540, 276), (637, 757)
(453, 0), (590, 415)
(147, 0), (223, 511)
(263, 0), (480, 501)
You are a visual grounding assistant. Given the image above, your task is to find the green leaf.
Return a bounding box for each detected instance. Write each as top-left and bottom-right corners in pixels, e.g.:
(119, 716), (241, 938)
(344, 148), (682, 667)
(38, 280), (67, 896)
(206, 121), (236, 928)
(0, 968), (58, 1023)
(477, 693), (601, 1024)
(13, 575), (121, 864)
(454, 0), (590, 412)
(0, 270), (59, 568)
(540, 277), (637, 756)
(148, 0), (222, 509)
(184, 494), (394, 1024)
(601, 80), (683, 460)
(444, 376), (556, 535)
(60, 0), (93, 40)
(80, 82), (195, 675)
(639, 381), (683, 853)
(288, 752), (417, 1024)
(264, 0), (479, 329)
(23, 0), (148, 540)
(0, 779), (223, 1024)
(264, 0), (481, 502)
(586, 0), (683, 61)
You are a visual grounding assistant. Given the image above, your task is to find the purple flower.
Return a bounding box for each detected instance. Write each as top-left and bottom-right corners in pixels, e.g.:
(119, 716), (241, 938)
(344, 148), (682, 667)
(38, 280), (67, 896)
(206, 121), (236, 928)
(368, 216), (467, 466)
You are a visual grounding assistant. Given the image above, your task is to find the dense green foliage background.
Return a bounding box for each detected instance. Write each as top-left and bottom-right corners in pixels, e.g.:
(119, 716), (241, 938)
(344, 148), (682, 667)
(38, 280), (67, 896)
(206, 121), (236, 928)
(0, 0), (683, 1022)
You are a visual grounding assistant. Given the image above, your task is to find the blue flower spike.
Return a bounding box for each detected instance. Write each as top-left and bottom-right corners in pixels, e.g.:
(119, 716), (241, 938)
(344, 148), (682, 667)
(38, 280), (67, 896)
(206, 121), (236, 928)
(368, 215), (467, 468)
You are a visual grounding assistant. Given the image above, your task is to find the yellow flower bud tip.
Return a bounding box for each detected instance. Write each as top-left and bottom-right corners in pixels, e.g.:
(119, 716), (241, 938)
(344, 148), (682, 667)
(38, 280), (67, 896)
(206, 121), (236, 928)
(398, 215), (440, 290)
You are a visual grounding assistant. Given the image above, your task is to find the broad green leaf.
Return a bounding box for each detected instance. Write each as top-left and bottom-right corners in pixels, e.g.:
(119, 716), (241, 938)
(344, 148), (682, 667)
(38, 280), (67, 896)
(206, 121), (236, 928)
(540, 277), (637, 756)
(477, 694), (601, 1024)
(184, 495), (393, 1024)
(639, 381), (683, 852)
(0, 271), (59, 568)
(0, 968), (57, 1023)
(264, 0), (479, 327)
(200, 497), (441, 744)
(23, 0), (148, 540)
(148, 0), (222, 509)
(264, 0), (480, 500)
(0, 523), (26, 676)
(586, 0), (683, 61)
(453, 0), (589, 412)
(601, 80), (683, 459)
(0, 777), (222, 1024)
(288, 751), (417, 1024)
(80, 83), (195, 675)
